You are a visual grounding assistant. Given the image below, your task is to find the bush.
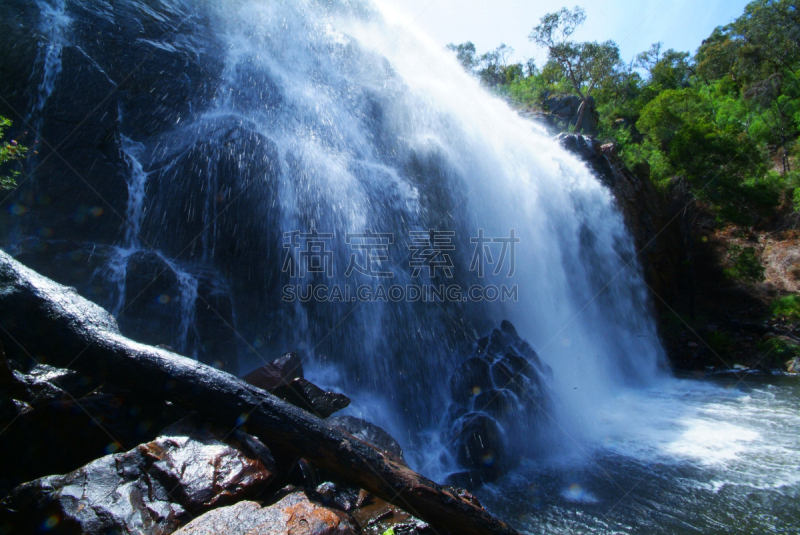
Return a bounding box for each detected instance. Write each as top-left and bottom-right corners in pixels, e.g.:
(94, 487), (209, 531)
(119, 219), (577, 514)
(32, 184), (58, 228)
(723, 245), (765, 283)
(771, 295), (800, 320)
(0, 116), (27, 190)
(706, 330), (735, 358)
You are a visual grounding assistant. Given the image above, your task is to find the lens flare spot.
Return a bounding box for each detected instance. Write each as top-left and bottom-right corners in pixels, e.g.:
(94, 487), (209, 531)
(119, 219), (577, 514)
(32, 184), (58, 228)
(89, 206), (104, 217)
(38, 227), (53, 238)
(562, 483), (599, 504)
(158, 294), (171, 304)
(105, 442), (121, 454)
(481, 454), (494, 466)
(472, 386), (482, 396)
(42, 515), (59, 530)
(10, 204), (28, 216)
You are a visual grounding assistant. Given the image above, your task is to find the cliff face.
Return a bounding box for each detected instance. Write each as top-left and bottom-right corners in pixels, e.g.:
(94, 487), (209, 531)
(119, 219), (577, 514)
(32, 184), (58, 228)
(558, 134), (687, 307)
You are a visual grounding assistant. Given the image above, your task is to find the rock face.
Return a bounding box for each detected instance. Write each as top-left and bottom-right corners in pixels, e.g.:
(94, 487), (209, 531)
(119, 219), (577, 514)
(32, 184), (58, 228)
(443, 320), (552, 483)
(242, 353), (350, 419)
(558, 134), (685, 302)
(173, 491), (357, 535)
(0, 419), (277, 534)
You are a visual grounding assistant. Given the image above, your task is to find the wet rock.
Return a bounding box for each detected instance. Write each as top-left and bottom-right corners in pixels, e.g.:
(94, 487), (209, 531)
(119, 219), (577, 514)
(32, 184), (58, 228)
(472, 389), (519, 420)
(242, 352), (305, 391)
(271, 378), (351, 419)
(450, 413), (510, 481)
(449, 356), (492, 405)
(327, 415), (406, 467)
(787, 357), (800, 374)
(350, 494), (432, 535)
(173, 490), (357, 535)
(242, 353), (349, 418)
(0, 354), (188, 492)
(444, 320), (552, 483)
(0, 420), (276, 535)
(314, 482), (363, 512)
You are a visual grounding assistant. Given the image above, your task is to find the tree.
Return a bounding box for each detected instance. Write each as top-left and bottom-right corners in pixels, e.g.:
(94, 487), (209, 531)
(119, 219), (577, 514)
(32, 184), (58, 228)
(529, 7), (621, 129)
(446, 42), (479, 72)
(0, 116), (27, 190)
(478, 44), (521, 87)
(696, 0), (800, 172)
(637, 88), (773, 222)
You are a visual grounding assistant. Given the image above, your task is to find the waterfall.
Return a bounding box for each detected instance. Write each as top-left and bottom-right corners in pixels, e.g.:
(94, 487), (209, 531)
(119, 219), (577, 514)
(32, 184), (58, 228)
(16, 0), (668, 472)
(28, 0), (70, 130)
(172, 0), (668, 452)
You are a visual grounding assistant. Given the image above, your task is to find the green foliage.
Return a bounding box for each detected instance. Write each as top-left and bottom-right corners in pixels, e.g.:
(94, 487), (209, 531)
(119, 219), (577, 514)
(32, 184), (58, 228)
(724, 245), (766, 282)
(706, 330), (735, 358)
(0, 116), (27, 190)
(771, 295), (800, 320)
(757, 336), (800, 367)
(381, 529), (396, 535)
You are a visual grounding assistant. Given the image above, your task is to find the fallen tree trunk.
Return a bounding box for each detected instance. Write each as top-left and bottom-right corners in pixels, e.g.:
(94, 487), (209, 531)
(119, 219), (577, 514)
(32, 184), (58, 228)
(0, 252), (519, 535)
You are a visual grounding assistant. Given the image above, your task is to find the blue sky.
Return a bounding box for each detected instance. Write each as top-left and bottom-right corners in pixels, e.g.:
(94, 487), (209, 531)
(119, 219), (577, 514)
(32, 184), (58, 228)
(380, 0), (752, 65)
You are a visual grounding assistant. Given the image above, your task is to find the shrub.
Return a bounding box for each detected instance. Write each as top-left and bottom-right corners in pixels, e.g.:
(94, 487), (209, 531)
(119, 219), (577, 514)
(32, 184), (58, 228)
(724, 245), (765, 283)
(771, 295), (800, 320)
(0, 116), (27, 190)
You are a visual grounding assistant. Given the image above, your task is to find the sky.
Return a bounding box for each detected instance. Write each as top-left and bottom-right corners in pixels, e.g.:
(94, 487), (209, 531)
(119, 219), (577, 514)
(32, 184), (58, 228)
(378, 0), (752, 66)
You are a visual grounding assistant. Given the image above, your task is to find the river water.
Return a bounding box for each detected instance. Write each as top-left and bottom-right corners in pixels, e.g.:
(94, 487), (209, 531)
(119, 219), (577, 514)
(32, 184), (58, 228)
(479, 373), (800, 534)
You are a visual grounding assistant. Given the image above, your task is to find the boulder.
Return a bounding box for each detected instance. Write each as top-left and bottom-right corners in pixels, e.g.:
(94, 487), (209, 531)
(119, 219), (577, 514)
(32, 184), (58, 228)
(350, 494), (433, 535)
(0, 419), (277, 535)
(270, 379), (351, 419)
(173, 490), (357, 535)
(242, 352), (305, 391)
(450, 413), (509, 481)
(449, 357), (493, 405)
(787, 357), (800, 374)
(444, 321), (552, 483)
(242, 353), (350, 418)
(327, 415), (407, 467)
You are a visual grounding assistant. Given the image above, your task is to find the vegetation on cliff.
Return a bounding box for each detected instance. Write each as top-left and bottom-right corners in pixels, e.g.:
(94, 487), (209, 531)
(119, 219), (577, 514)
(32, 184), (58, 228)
(0, 116), (26, 190)
(449, 0), (800, 228)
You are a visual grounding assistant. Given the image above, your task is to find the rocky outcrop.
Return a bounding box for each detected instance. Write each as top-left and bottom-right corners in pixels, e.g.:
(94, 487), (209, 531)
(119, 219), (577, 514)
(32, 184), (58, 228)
(0, 419), (277, 534)
(443, 320), (552, 484)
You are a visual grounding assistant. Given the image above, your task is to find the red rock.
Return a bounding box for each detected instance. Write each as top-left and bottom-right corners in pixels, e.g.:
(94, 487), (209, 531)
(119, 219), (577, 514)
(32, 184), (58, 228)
(174, 491), (357, 535)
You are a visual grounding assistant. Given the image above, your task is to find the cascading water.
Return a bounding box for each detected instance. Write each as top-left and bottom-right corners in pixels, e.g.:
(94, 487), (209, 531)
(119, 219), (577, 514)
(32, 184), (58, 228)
(99, 130), (202, 357)
(28, 0), (70, 131)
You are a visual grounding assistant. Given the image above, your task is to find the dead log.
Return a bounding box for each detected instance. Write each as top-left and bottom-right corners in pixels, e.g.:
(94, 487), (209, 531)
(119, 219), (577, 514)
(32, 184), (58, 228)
(0, 252), (519, 535)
